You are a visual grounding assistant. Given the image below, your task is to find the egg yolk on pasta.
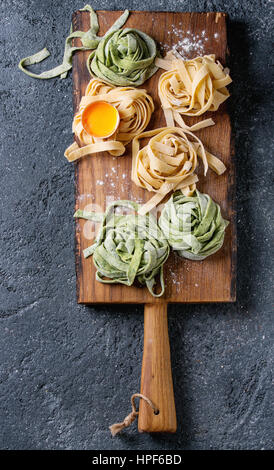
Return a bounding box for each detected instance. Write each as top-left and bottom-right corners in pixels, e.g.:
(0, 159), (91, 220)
(82, 101), (119, 138)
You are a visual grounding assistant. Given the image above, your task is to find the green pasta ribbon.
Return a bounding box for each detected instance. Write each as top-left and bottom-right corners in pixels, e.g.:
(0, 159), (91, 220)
(18, 5), (129, 79)
(159, 190), (229, 260)
(74, 200), (170, 297)
(87, 28), (158, 86)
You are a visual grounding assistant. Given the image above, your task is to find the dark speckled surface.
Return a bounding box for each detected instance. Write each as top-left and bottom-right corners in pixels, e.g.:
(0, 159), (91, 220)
(0, 0), (273, 450)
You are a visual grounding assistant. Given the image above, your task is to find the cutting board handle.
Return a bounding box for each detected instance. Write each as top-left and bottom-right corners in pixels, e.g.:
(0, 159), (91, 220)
(138, 303), (177, 433)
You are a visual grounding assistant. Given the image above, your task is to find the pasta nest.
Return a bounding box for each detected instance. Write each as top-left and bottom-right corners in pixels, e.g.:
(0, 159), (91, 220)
(88, 28), (158, 86)
(64, 78), (154, 162)
(131, 127), (226, 215)
(157, 53), (232, 120)
(159, 190), (229, 260)
(74, 200), (170, 297)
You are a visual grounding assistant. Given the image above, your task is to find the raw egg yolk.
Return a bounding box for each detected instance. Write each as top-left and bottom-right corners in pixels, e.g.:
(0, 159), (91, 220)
(82, 101), (119, 138)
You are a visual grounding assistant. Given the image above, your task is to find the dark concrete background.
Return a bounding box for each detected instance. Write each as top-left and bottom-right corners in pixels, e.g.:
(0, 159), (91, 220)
(0, 0), (273, 450)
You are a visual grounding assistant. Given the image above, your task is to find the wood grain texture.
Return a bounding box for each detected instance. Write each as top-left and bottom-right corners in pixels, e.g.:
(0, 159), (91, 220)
(72, 10), (236, 304)
(138, 303), (177, 432)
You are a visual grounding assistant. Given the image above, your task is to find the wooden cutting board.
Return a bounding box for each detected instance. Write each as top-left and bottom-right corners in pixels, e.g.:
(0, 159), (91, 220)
(72, 10), (236, 305)
(71, 10), (236, 433)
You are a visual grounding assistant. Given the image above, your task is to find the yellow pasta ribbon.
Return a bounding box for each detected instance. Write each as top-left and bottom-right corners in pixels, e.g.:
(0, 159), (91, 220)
(156, 53), (232, 127)
(65, 78), (154, 161)
(131, 127), (226, 215)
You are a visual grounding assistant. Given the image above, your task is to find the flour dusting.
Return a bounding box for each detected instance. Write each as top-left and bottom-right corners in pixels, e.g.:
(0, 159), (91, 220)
(164, 28), (207, 58)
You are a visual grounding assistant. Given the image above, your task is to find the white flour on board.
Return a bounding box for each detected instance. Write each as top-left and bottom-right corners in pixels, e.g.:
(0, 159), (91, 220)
(164, 28), (207, 58)
(77, 161), (133, 202)
(162, 26), (220, 59)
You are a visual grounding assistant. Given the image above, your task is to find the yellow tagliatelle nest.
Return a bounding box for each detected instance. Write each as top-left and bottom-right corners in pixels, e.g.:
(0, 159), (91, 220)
(132, 127), (226, 215)
(65, 78), (154, 161)
(155, 53), (232, 127)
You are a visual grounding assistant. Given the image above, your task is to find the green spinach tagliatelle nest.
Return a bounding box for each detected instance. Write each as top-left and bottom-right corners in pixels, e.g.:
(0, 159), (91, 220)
(87, 28), (158, 86)
(18, 6), (159, 86)
(74, 201), (170, 297)
(159, 190), (229, 261)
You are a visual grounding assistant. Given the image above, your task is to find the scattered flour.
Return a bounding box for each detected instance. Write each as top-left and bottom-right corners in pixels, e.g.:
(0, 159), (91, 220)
(77, 193), (94, 201)
(91, 163), (131, 195)
(163, 27), (220, 59)
(165, 28), (207, 58)
(170, 270), (181, 290)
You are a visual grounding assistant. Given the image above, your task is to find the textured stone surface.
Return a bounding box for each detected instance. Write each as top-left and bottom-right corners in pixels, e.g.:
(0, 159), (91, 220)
(0, 0), (273, 450)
